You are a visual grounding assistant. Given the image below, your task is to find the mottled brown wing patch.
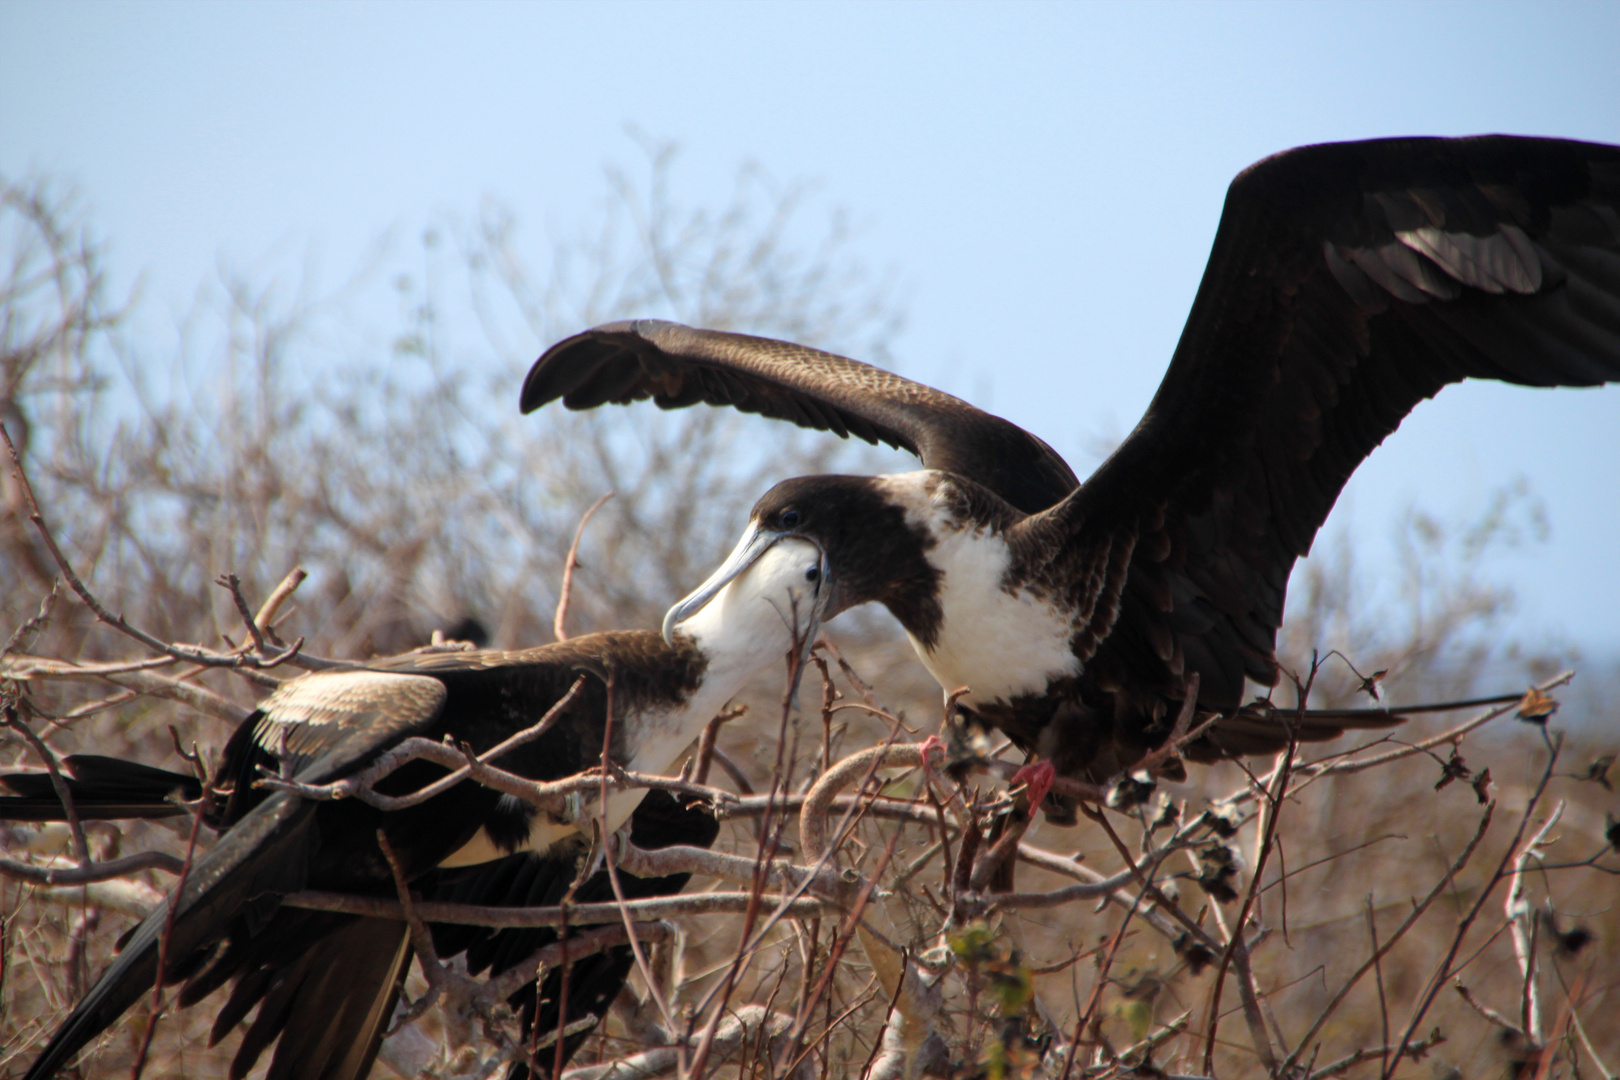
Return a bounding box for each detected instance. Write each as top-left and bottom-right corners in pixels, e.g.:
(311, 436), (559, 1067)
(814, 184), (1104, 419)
(253, 670), (448, 781)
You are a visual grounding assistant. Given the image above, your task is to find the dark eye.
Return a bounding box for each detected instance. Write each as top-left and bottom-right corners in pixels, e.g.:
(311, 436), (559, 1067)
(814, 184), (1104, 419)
(779, 509), (802, 528)
(804, 566), (821, 583)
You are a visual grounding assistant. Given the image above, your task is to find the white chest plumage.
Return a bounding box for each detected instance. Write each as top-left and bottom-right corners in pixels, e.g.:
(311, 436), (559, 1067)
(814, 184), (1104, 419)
(908, 524), (1078, 707)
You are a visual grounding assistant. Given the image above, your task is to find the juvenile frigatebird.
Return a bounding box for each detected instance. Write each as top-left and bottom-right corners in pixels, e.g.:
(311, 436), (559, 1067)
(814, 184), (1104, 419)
(521, 135), (1620, 814)
(3, 538), (829, 1079)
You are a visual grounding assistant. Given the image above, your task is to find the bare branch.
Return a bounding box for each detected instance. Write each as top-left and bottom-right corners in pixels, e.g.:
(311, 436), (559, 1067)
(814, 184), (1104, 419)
(560, 1005), (799, 1080)
(1453, 981), (1522, 1038)
(256, 675), (587, 810)
(215, 572), (267, 656)
(1306, 1030), (1447, 1080)
(1278, 801), (1495, 1074)
(1237, 671), (1575, 809)
(1382, 738), (1564, 1078)
(485, 921), (675, 1005)
(0, 850), (187, 885)
(252, 567), (306, 636)
(0, 421), (307, 674)
(128, 796), (207, 1080)
(799, 740), (942, 863)
(554, 492), (614, 642)
(3, 653), (245, 723)
(282, 889), (837, 926)
(1507, 799), (1565, 1047)
(1203, 717), (1294, 1073)
(3, 701), (90, 864)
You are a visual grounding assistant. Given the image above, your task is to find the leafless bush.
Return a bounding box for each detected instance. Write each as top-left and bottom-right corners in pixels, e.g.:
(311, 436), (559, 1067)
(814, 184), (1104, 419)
(6, 539), (1616, 1078)
(3, 162), (1618, 1080)
(1278, 481), (1572, 711)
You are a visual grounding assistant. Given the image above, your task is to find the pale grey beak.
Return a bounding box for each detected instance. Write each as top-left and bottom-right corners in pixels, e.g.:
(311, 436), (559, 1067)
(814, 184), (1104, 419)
(662, 523), (788, 643)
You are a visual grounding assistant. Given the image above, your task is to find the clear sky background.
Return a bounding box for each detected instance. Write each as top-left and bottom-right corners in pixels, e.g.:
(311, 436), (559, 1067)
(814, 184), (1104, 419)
(3, 1), (1618, 656)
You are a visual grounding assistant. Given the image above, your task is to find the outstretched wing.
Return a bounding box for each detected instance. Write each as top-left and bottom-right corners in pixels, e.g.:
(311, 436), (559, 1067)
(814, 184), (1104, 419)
(522, 319), (1079, 514)
(1036, 135), (1620, 710)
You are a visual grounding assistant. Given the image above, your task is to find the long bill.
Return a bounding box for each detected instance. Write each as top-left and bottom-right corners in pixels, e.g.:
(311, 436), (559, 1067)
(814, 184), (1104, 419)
(661, 523), (788, 644)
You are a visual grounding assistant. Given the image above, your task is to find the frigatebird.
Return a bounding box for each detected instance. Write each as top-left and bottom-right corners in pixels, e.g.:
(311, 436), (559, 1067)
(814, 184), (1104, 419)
(521, 135), (1620, 814)
(4, 538), (829, 1079)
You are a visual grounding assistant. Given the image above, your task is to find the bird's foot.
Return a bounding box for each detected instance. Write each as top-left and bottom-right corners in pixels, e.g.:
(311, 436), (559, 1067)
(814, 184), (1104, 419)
(916, 734), (948, 793)
(1011, 759), (1056, 813)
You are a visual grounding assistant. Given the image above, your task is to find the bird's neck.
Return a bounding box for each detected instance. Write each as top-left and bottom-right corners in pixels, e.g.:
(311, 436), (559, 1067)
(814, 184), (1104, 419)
(673, 602), (804, 714)
(860, 471), (1023, 650)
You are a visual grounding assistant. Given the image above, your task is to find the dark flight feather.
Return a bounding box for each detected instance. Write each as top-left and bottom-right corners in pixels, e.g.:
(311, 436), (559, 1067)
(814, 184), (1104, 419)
(522, 319), (1080, 515)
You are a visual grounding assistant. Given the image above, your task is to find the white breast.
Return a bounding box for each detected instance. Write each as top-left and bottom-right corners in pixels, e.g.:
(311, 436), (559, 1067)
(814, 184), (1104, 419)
(909, 525), (1077, 706)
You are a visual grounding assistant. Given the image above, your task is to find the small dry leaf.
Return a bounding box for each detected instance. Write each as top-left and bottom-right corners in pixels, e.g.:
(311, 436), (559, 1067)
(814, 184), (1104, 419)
(1579, 753), (1614, 791)
(1434, 746), (1471, 791)
(1358, 668), (1389, 701)
(1541, 911), (1593, 957)
(1195, 841), (1241, 902)
(1471, 768), (1493, 804)
(1410, 1028), (1446, 1063)
(1106, 771), (1155, 811)
(1516, 687), (1558, 724)
(1200, 805), (1242, 839)
(1149, 792), (1180, 831)
(1173, 932), (1216, 977)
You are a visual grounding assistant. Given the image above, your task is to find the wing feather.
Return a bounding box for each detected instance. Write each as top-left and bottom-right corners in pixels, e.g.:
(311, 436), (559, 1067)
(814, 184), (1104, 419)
(1039, 135), (1620, 711)
(250, 669), (448, 782)
(523, 319), (1079, 514)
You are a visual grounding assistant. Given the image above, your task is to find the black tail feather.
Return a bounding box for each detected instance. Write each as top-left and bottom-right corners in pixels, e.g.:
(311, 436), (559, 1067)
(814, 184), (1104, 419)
(0, 754), (201, 821)
(240, 917), (411, 1080)
(1186, 701), (1410, 762)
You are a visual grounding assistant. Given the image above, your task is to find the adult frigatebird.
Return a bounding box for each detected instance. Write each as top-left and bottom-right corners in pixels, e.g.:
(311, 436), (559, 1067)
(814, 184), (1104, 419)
(521, 135), (1620, 813)
(4, 538), (829, 1079)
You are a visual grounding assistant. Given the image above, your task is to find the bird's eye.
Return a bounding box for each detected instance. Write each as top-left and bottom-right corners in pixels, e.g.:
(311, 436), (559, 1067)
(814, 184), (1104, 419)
(780, 509), (802, 528)
(805, 566), (821, 583)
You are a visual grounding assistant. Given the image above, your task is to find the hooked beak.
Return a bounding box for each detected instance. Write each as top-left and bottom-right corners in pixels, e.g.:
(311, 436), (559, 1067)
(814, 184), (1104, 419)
(662, 523), (788, 643)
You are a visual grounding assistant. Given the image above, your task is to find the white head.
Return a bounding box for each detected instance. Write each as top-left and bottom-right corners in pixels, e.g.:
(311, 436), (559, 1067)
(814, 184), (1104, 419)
(668, 536), (830, 687)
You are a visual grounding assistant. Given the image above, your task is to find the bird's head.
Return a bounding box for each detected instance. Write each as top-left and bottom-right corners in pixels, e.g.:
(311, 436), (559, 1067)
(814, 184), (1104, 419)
(665, 472), (946, 646)
(664, 534), (831, 683)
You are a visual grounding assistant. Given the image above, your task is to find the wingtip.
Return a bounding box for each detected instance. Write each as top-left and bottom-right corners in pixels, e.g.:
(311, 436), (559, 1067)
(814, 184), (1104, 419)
(521, 320), (685, 414)
(519, 333), (576, 414)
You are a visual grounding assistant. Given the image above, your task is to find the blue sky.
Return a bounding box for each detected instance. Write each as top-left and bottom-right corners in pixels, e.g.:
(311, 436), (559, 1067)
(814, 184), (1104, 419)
(3, 1), (1618, 654)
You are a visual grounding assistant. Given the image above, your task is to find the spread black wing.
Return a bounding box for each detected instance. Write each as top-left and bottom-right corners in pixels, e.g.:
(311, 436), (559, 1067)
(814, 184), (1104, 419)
(1033, 135), (1620, 722)
(522, 319), (1079, 515)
